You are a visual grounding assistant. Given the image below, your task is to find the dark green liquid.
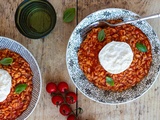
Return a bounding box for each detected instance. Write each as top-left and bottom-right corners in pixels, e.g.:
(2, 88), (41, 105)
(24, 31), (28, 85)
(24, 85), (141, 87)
(28, 9), (51, 33)
(15, 0), (56, 39)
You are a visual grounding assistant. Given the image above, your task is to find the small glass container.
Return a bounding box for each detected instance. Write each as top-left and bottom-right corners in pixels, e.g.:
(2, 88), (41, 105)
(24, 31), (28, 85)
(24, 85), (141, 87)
(15, 0), (57, 39)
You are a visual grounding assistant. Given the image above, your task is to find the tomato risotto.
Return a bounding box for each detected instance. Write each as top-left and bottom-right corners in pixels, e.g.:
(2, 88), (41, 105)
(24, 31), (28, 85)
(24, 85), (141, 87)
(0, 49), (33, 119)
(78, 20), (152, 92)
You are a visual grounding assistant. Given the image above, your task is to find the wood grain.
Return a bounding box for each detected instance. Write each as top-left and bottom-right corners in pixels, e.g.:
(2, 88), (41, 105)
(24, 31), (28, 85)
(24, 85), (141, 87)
(0, 0), (160, 120)
(0, 0), (76, 120)
(77, 0), (160, 120)
(27, 0), (77, 120)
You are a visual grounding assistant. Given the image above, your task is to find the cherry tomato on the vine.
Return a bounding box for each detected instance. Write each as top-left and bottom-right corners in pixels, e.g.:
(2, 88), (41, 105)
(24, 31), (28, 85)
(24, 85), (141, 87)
(58, 82), (69, 93)
(59, 104), (71, 116)
(66, 92), (77, 104)
(46, 82), (57, 93)
(52, 95), (64, 106)
(67, 114), (77, 120)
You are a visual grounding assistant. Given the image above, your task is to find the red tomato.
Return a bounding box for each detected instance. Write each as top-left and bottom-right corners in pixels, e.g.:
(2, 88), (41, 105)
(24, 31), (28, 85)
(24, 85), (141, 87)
(52, 95), (64, 106)
(67, 114), (76, 120)
(58, 82), (69, 93)
(46, 82), (57, 93)
(66, 92), (77, 104)
(59, 104), (71, 116)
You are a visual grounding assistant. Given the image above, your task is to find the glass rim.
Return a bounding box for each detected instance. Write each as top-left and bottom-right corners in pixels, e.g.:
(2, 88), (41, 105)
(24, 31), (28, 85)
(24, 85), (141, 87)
(15, 0), (57, 39)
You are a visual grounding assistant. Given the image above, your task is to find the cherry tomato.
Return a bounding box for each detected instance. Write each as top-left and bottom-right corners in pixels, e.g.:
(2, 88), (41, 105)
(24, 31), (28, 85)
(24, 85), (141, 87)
(67, 114), (76, 120)
(58, 82), (69, 93)
(66, 92), (77, 104)
(46, 82), (57, 93)
(59, 104), (71, 116)
(52, 95), (64, 106)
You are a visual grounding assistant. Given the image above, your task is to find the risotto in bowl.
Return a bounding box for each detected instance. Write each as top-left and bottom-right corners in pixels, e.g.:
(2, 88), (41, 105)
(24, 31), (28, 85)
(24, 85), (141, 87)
(0, 37), (42, 119)
(66, 8), (160, 104)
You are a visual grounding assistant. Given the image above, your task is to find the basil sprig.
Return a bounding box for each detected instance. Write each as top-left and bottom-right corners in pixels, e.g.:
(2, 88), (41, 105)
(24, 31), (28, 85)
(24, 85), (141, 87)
(106, 76), (114, 86)
(0, 57), (13, 65)
(136, 43), (147, 52)
(15, 84), (27, 94)
(63, 8), (75, 23)
(98, 29), (105, 42)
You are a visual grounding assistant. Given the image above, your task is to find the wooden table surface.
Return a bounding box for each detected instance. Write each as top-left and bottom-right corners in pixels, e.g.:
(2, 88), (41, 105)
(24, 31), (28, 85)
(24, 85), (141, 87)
(1, 0), (160, 120)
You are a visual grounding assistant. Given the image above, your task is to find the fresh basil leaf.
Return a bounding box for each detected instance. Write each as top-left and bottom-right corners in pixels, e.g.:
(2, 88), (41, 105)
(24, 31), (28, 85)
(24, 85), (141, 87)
(0, 57), (13, 65)
(63, 8), (75, 23)
(98, 29), (105, 42)
(136, 43), (147, 52)
(106, 76), (114, 86)
(15, 84), (27, 94)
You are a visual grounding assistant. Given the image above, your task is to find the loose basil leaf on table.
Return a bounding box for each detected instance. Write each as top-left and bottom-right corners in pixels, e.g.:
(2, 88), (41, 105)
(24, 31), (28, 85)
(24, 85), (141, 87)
(0, 57), (13, 65)
(63, 8), (75, 23)
(15, 84), (28, 94)
(136, 43), (147, 52)
(98, 29), (105, 42)
(106, 76), (114, 86)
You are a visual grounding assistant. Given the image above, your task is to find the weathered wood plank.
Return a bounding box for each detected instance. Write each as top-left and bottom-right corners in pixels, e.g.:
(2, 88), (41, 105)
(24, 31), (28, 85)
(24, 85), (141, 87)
(27, 0), (77, 120)
(77, 0), (160, 120)
(1, 0), (160, 120)
(0, 0), (77, 120)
